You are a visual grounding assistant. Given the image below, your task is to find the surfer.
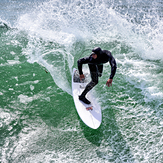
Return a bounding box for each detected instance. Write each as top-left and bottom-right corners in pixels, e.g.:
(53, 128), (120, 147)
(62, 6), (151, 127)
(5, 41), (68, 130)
(78, 47), (117, 104)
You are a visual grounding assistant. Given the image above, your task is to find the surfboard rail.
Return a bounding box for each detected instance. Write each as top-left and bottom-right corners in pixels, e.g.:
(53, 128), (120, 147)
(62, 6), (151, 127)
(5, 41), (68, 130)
(72, 68), (102, 129)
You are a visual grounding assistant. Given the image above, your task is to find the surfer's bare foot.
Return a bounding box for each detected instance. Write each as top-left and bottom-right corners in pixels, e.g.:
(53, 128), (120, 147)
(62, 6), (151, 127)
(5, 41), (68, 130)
(86, 107), (93, 111)
(79, 95), (91, 104)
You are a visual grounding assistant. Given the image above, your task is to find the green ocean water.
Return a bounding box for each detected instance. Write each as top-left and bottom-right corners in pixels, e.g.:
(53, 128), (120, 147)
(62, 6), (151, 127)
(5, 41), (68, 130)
(0, 0), (163, 162)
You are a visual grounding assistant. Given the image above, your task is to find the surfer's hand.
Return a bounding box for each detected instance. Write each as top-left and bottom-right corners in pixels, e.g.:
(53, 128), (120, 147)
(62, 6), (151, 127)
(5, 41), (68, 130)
(80, 74), (85, 81)
(106, 79), (113, 87)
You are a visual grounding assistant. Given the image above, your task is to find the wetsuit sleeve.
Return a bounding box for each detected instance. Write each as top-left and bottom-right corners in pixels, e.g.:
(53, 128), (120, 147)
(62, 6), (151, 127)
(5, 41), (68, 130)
(109, 55), (117, 79)
(77, 57), (90, 75)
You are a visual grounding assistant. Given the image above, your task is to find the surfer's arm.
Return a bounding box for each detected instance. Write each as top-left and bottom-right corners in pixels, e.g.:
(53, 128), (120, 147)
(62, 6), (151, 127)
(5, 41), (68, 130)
(109, 55), (117, 79)
(106, 55), (117, 87)
(77, 57), (90, 75)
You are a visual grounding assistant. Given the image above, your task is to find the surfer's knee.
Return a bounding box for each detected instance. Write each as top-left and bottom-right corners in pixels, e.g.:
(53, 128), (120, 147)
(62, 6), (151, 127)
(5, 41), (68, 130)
(92, 79), (98, 86)
(91, 73), (98, 86)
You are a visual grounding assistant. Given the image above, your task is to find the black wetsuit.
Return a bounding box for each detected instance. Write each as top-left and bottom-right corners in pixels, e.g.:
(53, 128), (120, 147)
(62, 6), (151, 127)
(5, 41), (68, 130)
(77, 50), (117, 98)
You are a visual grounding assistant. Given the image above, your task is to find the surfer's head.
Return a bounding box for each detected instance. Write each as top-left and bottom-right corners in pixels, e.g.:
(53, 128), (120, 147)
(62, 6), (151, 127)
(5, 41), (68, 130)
(91, 52), (97, 59)
(92, 47), (102, 58)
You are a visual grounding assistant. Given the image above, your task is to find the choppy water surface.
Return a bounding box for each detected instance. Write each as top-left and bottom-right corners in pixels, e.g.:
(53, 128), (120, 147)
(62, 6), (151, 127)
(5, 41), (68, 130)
(0, 0), (163, 162)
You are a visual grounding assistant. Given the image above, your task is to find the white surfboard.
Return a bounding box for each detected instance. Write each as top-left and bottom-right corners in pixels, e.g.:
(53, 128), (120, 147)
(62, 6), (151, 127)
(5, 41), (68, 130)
(72, 68), (102, 129)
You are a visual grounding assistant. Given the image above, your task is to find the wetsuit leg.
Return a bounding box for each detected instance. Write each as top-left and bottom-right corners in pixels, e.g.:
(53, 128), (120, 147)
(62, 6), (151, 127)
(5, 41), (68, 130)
(97, 64), (103, 77)
(80, 64), (98, 97)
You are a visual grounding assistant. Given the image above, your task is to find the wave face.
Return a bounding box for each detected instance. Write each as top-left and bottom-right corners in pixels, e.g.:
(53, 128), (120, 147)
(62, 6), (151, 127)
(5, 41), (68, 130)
(0, 0), (163, 162)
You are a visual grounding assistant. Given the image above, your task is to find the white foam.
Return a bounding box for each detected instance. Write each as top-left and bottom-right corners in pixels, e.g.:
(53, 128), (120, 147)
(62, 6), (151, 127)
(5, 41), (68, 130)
(2, 1), (163, 163)
(14, 0), (163, 96)
(6, 60), (20, 65)
(18, 94), (34, 104)
(117, 52), (163, 102)
(19, 80), (39, 86)
(10, 51), (16, 55)
(30, 85), (34, 91)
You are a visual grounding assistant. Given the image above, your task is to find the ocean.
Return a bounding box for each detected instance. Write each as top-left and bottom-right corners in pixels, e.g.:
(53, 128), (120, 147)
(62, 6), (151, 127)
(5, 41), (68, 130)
(0, 0), (163, 162)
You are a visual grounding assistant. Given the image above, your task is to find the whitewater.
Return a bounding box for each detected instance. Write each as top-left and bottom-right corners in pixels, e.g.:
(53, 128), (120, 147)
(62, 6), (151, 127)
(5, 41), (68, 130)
(0, 0), (163, 162)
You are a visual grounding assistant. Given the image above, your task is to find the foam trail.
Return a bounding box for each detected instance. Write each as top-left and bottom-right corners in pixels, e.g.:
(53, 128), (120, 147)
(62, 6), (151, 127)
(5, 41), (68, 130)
(14, 0), (163, 100)
(1, 0), (163, 162)
(0, 0), (160, 106)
